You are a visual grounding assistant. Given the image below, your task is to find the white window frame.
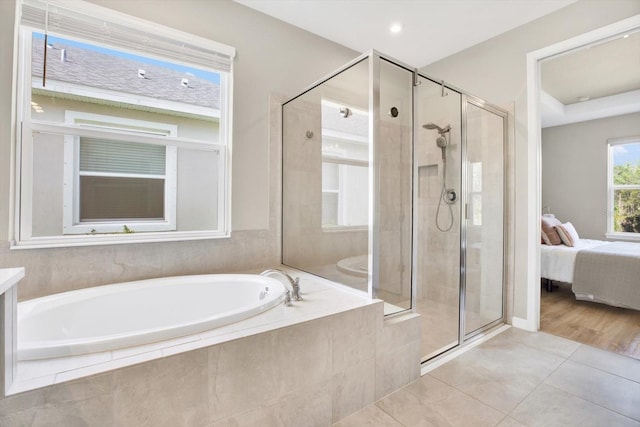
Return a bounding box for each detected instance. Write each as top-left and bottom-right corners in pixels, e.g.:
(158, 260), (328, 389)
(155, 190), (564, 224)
(469, 161), (483, 227)
(320, 99), (369, 232)
(62, 111), (178, 235)
(606, 136), (640, 241)
(321, 155), (369, 230)
(13, 3), (234, 248)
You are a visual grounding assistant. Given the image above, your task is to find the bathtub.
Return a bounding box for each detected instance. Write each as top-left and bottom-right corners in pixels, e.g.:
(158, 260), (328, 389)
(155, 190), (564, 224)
(337, 254), (368, 278)
(17, 274), (286, 360)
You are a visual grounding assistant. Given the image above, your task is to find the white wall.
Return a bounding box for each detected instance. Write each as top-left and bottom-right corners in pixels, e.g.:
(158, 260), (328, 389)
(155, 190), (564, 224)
(421, 0), (640, 319)
(0, 0), (358, 300)
(542, 112), (640, 239)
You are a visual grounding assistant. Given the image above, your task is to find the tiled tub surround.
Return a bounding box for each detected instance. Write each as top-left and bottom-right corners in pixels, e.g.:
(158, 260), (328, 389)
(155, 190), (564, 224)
(0, 269), (421, 426)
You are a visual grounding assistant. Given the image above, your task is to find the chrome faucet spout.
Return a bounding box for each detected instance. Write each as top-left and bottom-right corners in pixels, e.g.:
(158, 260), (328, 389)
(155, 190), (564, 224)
(260, 268), (303, 302)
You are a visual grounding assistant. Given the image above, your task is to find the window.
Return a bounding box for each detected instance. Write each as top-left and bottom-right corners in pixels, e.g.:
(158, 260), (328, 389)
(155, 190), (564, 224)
(320, 100), (369, 229)
(15, 0), (235, 247)
(608, 137), (640, 239)
(63, 112), (178, 234)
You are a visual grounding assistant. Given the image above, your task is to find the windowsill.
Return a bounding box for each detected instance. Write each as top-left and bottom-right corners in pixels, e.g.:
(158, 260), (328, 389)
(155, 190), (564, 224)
(322, 226), (368, 233)
(604, 232), (640, 242)
(10, 230), (231, 250)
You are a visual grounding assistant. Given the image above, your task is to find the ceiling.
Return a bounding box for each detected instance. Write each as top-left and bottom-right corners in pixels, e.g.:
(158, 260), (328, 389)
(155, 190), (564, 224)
(542, 31), (640, 105)
(234, 0), (577, 68)
(235, 0), (640, 128)
(540, 29), (640, 127)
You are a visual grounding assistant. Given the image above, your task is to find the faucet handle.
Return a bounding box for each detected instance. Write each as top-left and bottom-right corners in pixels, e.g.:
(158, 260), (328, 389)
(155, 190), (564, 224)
(283, 290), (292, 307)
(292, 277), (303, 301)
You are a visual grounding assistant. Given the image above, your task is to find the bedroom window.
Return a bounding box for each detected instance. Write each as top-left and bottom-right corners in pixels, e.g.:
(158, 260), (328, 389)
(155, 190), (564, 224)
(15, 0), (235, 247)
(607, 137), (640, 240)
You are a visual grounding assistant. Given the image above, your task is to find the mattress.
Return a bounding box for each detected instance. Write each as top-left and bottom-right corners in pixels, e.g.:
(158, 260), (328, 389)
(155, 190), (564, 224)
(540, 239), (608, 283)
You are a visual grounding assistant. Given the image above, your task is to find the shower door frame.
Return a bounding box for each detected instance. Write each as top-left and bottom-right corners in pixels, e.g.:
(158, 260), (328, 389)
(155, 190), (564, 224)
(415, 72), (510, 361)
(459, 94), (509, 344)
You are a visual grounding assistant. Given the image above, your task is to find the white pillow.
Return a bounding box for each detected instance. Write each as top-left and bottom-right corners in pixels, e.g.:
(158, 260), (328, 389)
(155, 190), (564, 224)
(556, 222), (579, 247)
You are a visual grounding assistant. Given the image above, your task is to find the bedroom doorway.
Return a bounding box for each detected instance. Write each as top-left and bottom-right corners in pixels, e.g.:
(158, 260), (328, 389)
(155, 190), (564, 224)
(526, 14), (640, 357)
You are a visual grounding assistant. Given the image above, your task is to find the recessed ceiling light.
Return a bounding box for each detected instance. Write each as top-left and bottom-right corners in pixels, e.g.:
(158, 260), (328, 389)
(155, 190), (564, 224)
(389, 23), (403, 34)
(623, 34), (630, 39)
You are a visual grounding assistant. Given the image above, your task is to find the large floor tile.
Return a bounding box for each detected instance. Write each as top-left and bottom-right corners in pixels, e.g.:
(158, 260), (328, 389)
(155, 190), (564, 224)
(496, 416), (528, 427)
(429, 337), (564, 413)
(376, 375), (504, 426)
(570, 344), (640, 383)
(493, 327), (581, 358)
(332, 404), (402, 427)
(545, 360), (640, 421)
(511, 383), (640, 427)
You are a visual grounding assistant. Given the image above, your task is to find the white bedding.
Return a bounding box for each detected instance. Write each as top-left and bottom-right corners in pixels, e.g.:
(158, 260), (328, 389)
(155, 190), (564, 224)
(540, 239), (608, 283)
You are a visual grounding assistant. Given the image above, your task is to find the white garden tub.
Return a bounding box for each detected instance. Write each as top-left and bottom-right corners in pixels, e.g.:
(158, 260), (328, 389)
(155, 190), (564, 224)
(18, 274), (286, 360)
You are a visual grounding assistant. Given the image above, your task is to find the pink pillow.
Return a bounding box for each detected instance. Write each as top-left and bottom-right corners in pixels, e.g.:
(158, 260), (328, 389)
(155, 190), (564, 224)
(541, 229), (551, 245)
(541, 216), (562, 245)
(556, 222), (579, 247)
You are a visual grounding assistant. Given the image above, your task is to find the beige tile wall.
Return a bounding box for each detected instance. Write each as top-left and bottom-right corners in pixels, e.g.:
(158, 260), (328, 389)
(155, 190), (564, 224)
(0, 303), (421, 426)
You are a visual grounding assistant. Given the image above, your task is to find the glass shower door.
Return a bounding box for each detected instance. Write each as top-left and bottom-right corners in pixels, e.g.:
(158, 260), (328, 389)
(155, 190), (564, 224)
(415, 76), (463, 360)
(463, 98), (506, 336)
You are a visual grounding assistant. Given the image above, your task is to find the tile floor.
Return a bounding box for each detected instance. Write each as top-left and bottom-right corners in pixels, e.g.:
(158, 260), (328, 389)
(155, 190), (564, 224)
(334, 327), (640, 426)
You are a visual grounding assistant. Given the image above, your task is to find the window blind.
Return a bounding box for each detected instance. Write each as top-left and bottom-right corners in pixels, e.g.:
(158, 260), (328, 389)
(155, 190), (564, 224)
(21, 0), (235, 73)
(80, 138), (166, 176)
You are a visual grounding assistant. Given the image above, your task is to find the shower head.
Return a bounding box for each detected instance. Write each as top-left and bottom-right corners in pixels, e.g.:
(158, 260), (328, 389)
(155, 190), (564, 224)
(422, 122), (451, 135)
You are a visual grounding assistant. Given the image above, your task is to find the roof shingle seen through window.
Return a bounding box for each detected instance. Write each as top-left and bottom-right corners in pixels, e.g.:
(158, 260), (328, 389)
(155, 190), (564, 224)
(32, 38), (220, 110)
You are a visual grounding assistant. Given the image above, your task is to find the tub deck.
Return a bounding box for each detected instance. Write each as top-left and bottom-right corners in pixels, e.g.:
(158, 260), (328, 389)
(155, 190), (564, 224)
(10, 267), (377, 395)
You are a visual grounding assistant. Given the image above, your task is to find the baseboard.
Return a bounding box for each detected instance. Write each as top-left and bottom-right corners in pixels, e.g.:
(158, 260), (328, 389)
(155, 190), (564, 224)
(511, 316), (537, 332)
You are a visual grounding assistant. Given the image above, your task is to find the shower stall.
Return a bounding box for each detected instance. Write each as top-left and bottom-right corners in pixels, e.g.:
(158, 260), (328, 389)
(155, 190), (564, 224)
(282, 52), (508, 362)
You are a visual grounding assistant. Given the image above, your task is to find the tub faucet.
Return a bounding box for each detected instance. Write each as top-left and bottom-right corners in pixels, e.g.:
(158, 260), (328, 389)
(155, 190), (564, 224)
(260, 268), (303, 302)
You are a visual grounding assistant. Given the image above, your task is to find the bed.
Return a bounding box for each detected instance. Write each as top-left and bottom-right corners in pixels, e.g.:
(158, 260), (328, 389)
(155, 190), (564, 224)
(541, 239), (640, 311)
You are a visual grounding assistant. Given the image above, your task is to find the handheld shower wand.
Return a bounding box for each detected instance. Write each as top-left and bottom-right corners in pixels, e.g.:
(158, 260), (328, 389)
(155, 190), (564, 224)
(422, 122), (455, 232)
(436, 136), (447, 161)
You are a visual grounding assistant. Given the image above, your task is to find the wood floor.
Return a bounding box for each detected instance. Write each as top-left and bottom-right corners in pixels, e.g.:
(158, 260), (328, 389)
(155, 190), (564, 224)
(540, 281), (640, 360)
